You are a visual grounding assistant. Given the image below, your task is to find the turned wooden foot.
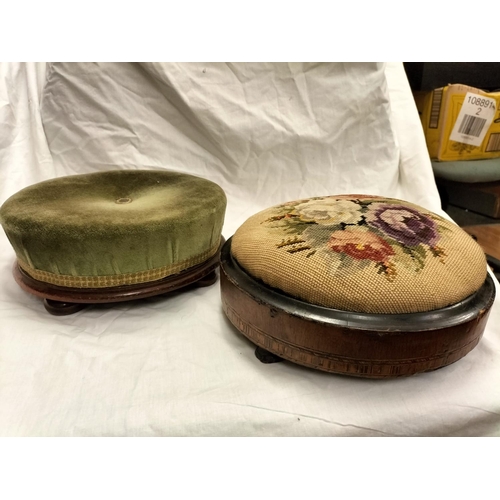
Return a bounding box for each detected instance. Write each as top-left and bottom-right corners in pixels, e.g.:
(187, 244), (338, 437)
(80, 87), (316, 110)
(195, 270), (218, 288)
(255, 346), (284, 364)
(44, 299), (86, 316)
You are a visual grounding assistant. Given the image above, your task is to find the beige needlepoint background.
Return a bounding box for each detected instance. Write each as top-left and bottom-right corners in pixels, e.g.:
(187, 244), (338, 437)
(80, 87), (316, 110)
(232, 195), (487, 314)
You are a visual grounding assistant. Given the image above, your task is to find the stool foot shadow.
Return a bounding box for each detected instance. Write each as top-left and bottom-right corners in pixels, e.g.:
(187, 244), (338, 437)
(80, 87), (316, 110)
(255, 346), (284, 364)
(195, 270), (218, 288)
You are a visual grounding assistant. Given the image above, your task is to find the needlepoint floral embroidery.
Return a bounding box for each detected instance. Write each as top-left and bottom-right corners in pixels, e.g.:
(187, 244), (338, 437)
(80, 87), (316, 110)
(262, 196), (448, 281)
(296, 199), (363, 225)
(365, 203), (439, 247)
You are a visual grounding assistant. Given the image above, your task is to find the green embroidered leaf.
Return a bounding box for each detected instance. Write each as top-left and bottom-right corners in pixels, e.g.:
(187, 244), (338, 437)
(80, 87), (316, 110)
(392, 247), (415, 271)
(281, 221), (316, 235)
(410, 244), (427, 271)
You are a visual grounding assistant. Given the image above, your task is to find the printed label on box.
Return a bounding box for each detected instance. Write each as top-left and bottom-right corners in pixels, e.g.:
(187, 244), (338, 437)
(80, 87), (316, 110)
(449, 92), (496, 147)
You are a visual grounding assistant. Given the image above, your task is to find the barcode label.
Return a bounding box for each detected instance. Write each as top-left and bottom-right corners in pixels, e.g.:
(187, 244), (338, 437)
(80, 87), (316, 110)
(457, 115), (487, 137)
(486, 133), (500, 152)
(449, 92), (496, 147)
(429, 89), (443, 129)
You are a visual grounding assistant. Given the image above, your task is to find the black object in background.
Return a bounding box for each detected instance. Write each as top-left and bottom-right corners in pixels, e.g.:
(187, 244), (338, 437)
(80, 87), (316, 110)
(404, 63), (500, 92)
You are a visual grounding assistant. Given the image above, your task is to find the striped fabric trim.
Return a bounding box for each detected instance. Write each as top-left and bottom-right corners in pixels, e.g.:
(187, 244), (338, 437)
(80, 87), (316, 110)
(18, 240), (220, 289)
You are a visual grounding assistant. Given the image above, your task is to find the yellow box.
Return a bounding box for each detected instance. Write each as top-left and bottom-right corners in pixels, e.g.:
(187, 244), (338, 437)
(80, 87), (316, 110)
(414, 84), (500, 161)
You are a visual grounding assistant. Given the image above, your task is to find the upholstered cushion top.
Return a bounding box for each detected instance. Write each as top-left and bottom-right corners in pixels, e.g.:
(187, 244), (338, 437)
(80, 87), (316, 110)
(231, 195), (487, 314)
(0, 170), (226, 288)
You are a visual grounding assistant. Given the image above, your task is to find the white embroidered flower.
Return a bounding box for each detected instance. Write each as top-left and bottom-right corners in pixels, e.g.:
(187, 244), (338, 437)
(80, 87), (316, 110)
(295, 199), (362, 225)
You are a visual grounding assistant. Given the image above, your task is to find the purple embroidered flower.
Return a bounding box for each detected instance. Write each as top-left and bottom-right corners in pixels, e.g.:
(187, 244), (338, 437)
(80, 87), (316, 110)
(366, 203), (439, 247)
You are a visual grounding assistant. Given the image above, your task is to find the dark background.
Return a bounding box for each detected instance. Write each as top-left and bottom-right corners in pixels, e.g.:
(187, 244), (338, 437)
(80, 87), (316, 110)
(404, 63), (500, 92)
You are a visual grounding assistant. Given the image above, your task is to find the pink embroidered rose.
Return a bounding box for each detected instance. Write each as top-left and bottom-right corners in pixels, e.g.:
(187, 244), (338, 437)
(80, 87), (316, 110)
(328, 229), (395, 262)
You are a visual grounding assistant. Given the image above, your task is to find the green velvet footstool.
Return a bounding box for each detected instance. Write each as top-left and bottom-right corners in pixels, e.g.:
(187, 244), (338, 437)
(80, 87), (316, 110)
(0, 170), (226, 315)
(220, 194), (495, 378)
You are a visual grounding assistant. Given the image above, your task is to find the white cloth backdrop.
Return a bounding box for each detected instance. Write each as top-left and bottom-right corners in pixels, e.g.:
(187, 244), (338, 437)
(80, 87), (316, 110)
(0, 62), (498, 436)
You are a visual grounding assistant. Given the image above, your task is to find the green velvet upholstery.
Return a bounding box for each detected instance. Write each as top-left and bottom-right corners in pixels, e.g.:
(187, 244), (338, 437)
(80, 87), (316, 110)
(0, 170), (226, 287)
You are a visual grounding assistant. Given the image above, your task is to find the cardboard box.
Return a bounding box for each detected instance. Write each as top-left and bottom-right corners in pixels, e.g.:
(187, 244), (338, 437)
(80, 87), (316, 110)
(414, 84), (500, 161)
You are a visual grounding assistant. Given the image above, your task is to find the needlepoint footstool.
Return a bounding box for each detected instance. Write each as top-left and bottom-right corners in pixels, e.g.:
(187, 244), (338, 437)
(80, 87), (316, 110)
(0, 170), (226, 315)
(220, 195), (495, 378)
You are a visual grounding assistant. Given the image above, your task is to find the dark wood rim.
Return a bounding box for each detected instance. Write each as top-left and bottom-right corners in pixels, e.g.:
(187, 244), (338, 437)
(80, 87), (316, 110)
(13, 239), (224, 304)
(220, 237), (496, 333)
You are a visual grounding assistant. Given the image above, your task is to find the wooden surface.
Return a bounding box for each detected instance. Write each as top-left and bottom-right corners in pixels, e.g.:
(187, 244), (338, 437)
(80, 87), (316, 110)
(13, 240), (223, 315)
(220, 238), (495, 379)
(437, 180), (500, 218)
(463, 225), (500, 261)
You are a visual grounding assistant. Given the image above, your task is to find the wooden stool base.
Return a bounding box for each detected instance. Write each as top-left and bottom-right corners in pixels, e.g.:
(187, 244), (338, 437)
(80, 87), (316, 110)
(14, 241), (223, 316)
(220, 238), (496, 379)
